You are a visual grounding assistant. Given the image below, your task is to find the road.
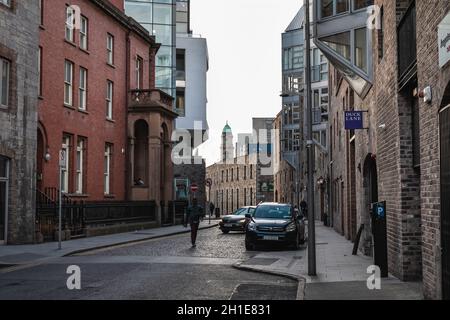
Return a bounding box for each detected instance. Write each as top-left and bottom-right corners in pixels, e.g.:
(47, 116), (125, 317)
(0, 226), (298, 300)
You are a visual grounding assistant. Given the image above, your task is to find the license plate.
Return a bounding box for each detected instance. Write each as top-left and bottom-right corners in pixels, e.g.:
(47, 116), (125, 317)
(224, 224), (233, 227)
(263, 236), (279, 241)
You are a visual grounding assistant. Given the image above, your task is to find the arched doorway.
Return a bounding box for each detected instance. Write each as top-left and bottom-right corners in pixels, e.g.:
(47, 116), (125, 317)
(160, 123), (170, 202)
(134, 120), (149, 185)
(440, 103), (450, 299)
(362, 153), (378, 257)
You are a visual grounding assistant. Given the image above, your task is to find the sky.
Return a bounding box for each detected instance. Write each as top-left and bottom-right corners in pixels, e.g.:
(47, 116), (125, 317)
(190, 0), (304, 166)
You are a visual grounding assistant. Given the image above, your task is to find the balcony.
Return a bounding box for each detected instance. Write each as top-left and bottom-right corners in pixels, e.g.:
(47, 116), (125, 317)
(129, 89), (174, 113)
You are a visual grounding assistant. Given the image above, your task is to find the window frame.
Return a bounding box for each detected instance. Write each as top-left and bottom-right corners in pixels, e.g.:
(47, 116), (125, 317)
(107, 34), (114, 65)
(0, 57), (10, 108)
(106, 80), (113, 120)
(79, 67), (87, 111)
(65, 6), (75, 43)
(104, 144), (112, 195)
(64, 60), (73, 106)
(61, 135), (71, 193)
(80, 15), (88, 51)
(75, 138), (85, 194)
(136, 56), (143, 89)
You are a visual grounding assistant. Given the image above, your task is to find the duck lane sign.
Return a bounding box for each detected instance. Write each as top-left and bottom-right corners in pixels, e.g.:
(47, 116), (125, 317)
(344, 111), (364, 130)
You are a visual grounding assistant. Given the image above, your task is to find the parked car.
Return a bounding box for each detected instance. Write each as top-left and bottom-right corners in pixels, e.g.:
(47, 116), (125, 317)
(219, 206), (256, 233)
(245, 203), (306, 250)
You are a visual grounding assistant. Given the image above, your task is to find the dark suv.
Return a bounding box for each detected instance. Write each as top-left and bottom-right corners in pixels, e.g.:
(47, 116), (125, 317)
(245, 203), (306, 250)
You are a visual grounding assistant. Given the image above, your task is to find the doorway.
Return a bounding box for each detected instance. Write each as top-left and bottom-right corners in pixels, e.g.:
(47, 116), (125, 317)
(440, 104), (450, 299)
(0, 156), (9, 244)
(362, 154), (379, 257)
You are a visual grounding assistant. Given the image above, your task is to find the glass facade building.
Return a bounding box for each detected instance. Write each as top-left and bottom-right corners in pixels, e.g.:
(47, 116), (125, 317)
(125, 0), (176, 97)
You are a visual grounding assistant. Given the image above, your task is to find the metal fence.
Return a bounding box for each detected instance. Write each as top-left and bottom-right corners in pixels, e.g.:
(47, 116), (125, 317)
(36, 193), (157, 241)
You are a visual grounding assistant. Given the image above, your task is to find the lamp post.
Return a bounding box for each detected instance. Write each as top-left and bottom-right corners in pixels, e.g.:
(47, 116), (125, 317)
(304, 0), (316, 276)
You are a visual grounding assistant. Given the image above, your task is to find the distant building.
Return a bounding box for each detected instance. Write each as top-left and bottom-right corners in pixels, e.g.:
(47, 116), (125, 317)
(206, 120), (274, 215)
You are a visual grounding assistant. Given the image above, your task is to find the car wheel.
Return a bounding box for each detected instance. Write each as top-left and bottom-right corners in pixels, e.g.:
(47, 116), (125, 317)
(222, 229), (230, 234)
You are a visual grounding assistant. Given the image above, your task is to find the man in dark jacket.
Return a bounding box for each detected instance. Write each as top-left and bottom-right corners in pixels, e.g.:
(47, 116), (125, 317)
(184, 198), (205, 247)
(209, 202), (215, 217)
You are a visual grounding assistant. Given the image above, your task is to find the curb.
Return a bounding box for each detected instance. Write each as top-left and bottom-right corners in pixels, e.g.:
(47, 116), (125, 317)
(64, 223), (219, 257)
(232, 262), (307, 300)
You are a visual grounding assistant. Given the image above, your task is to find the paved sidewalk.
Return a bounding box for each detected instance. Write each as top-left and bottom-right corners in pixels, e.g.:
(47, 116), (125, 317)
(0, 220), (220, 267)
(234, 221), (424, 300)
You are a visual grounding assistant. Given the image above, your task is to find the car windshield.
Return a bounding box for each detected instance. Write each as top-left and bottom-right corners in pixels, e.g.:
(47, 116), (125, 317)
(254, 205), (292, 219)
(248, 207), (255, 215)
(233, 208), (247, 216)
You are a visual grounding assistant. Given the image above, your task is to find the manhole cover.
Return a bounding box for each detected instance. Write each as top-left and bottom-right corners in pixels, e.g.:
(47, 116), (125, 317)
(241, 258), (279, 266)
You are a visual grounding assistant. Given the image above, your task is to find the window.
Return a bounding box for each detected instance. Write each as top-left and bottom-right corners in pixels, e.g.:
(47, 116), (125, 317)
(106, 80), (113, 119)
(0, 0), (11, 7)
(321, 0), (333, 18)
(237, 167), (239, 181)
(136, 56), (143, 89)
(0, 58), (10, 107)
(61, 135), (71, 193)
(244, 166), (247, 180)
(250, 165), (253, 179)
(79, 67), (87, 110)
(378, 6), (384, 62)
(354, 28), (367, 72)
(104, 144), (112, 195)
(321, 32), (351, 61)
(283, 46), (303, 71)
(311, 48), (328, 82)
(64, 60), (73, 106)
(353, 0), (373, 11)
(80, 16), (88, 50)
(38, 47), (42, 96)
(75, 138), (85, 194)
(107, 34), (114, 65)
(65, 6), (75, 42)
(176, 89), (185, 116)
(231, 168), (234, 181)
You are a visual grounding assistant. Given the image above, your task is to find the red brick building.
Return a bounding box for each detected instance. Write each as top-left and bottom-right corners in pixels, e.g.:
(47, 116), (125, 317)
(37, 0), (176, 234)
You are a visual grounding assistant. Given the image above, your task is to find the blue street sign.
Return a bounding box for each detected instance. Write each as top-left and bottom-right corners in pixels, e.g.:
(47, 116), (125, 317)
(345, 111), (364, 130)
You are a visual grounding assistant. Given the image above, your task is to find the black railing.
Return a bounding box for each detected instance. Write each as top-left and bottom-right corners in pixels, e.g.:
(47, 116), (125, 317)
(397, 1), (417, 87)
(36, 194), (158, 241)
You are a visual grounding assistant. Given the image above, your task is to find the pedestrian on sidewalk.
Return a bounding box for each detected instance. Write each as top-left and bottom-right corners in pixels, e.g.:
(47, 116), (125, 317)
(184, 198), (205, 247)
(300, 199), (307, 217)
(209, 202), (215, 217)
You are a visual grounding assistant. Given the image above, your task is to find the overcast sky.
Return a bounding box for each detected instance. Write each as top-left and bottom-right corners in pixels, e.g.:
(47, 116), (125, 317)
(190, 0), (304, 166)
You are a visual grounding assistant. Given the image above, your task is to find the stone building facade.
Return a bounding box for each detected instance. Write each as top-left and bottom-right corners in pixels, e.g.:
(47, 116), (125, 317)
(321, 0), (450, 299)
(0, 0), (39, 244)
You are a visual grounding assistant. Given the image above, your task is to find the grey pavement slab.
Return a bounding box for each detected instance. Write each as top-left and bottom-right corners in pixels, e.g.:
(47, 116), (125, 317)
(304, 280), (423, 300)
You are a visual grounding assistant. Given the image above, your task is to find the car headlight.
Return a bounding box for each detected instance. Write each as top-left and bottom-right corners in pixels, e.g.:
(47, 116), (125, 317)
(239, 219), (246, 224)
(248, 224), (256, 231)
(286, 223), (296, 232)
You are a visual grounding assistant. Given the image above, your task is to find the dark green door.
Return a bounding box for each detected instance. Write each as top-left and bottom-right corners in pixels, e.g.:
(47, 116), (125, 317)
(0, 156), (9, 243)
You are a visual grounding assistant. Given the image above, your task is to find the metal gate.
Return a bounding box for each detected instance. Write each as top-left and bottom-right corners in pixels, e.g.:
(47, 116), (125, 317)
(440, 105), (450, 299)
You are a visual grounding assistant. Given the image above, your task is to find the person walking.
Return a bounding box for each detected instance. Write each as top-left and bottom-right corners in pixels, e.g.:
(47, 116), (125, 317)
(209, 202), (215, 217)
(184, 198), (205, 247)
(300, 199), (307, 217)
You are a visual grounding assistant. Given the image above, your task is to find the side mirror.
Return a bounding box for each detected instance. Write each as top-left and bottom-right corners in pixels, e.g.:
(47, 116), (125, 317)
(245, 214), (252, 219)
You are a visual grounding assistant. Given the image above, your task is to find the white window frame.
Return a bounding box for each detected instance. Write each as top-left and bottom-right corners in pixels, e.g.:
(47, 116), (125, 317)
(107, 34), (114, 65)
(61, 136), (70, 193)
(80, 16), (88, 50)
(106, 80), (113, 119)
(79, 67), (87, 110)
(64, 60), (73, 106)
(136, 57), (142, 89)
(0, 0), (11, 7)
(65, 6), (75, 42)
(0, 58), (10, 108)
(104, 145), (111, 195)
(75, 139), (84, 194)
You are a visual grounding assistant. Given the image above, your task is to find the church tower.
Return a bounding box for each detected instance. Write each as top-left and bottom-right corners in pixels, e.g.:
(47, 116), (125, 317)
(221, 121), (234, 163)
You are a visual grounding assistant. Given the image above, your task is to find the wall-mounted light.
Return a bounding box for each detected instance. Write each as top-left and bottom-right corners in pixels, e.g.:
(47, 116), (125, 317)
(379, 124), (386, 130)
(44, 149), (51, 162)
